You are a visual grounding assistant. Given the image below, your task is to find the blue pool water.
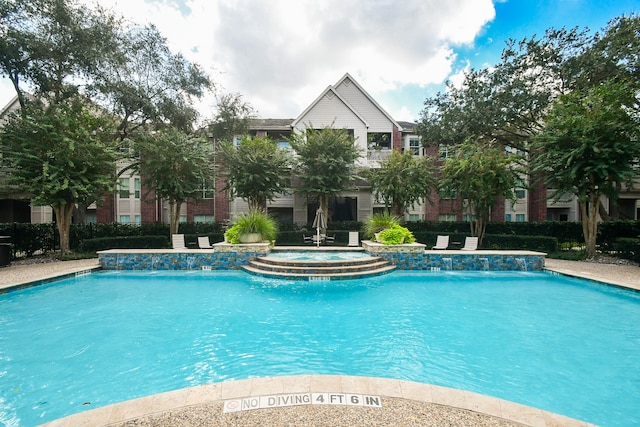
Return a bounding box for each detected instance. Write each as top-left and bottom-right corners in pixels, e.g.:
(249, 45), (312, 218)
(266, 250), (370, 261)
(1, 270), (639, 426)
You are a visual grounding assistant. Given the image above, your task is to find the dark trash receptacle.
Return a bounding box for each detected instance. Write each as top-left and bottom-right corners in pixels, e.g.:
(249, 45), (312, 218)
(0, 236), (11, 267)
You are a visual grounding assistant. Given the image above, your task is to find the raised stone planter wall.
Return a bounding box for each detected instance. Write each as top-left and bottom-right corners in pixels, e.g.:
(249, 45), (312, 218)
(362, 241), (545, 271)
(98, 243), (270, 271)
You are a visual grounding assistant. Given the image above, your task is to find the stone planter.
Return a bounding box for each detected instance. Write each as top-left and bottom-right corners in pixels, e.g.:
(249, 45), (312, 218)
(239, 233), (262, 243)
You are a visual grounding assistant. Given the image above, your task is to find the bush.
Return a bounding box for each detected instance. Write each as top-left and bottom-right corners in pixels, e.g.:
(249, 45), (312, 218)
(225, 210), (278, 243)
(378, 224), (416, 245)
(362, 213), (401, 240)
(613, 237), (640, 263)
(79, 235), (169, 252)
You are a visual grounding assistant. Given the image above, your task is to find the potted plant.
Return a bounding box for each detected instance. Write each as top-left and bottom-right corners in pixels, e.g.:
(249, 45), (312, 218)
(363, 212), (415, 245)
(224, 209), (278, 244)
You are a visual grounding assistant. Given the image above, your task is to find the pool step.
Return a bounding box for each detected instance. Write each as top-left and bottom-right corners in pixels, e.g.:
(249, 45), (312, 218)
(242, 255), (395, 280)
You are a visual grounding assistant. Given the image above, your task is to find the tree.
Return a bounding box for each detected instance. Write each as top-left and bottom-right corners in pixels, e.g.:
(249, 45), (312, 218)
(368, 150), (436, 217)
(134, 128), (214, 235)
(0, 102), (118, 254)
(207, 93), (255, 143)
(439, 140), (524, 245)
(530, 81), (640, 258)
(219, 136), (292, 211)
(0, 0), (124, 110)
(94, 24), (212, 142)
(289, 126), (361, 221)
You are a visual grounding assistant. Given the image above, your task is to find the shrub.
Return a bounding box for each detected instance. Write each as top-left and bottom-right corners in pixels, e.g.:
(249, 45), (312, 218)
(363, 212), (401, 240)
(227, 210), (278, 243)
(79, 235), (169, 252)
(224, 225), (241, 244)
(377, 224), (416, 245)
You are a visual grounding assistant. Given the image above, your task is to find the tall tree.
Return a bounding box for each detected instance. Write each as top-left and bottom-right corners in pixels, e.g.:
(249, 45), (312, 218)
(207, 93), (255, 143)
(0, 0), (124, 110)
(219, 136), (292, 211)
(368, 150), (436, 217)
(94, 24), (212, 143)
(531, 81), (640, 258)
(134, 128), (214, 235)
(289, 126), (361, 221)
(439, 140), (524, 244)
(0, 102), (118, 254)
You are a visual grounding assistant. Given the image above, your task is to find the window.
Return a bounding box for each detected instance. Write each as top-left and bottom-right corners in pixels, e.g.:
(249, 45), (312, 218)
(277, 141), (291, 150)
(439, 144), (452, 159)
(463, 214), (477, 222)
(516, 214), (526, 222)
(119, 215), (130, 223)
(408, 214), (421, 222)
(505, 213), (512, 222)
(515, 188), (526, 199)
(179, 215), (187, 223)
(201, 179), (215, 199)
(438, 188), (457, 199)
(194, 215), (215, 223)
(134, 215), (141, 225)
(134, 178), (141, 199)
(367, 132), (391, 150)
(118, 178), (130, 198)
(409, 138), (421, 155)
(438, 214), (456, 222)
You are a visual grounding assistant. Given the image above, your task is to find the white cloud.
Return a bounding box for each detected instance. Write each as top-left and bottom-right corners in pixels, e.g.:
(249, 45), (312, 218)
(1, 0), (496, 121)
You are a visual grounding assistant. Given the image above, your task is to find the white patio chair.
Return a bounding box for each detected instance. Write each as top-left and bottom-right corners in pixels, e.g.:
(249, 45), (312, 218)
(461, 236), (479, 251)
(198, 236), (213, 249)
(432, 235), (449, 250)
(172, 234), (187, 250)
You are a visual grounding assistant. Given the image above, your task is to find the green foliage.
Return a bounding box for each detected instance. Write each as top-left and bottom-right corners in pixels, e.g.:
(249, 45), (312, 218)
(439, 140), (525, 243)
(0, 102), (119, 253)
(531, 80), (640, 257)
(225, 210), (278, 243)
(362, 212), (401, 240)
(219, 136), (292, 210)
(224, 225), (241, 244)
(289, 126), (361, 215)
(368, 150), (436, 216)
(79, 235), (169, 252)
(207, 93), (255, 142)
(613, 238), (640, 263)
(134, 127), (214, 234)
(377, 224), (416, 245)
(0, 0), (124, 109)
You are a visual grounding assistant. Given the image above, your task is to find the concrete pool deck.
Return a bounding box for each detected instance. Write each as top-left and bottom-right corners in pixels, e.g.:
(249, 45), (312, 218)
(2, 256), (636, 426)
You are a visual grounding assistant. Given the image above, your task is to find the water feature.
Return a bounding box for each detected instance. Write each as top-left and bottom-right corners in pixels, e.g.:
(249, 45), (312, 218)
(516, 257), (528, 271)
(2, 271), (639, 427)
(186, 256), (196, 270)
(151, 256), (160, 271)
(479, 257), (489, 271)
(442, 257), (453, 271)
(266, 250), (369, 261)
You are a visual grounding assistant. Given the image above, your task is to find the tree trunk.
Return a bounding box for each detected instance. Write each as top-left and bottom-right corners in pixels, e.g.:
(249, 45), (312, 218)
(53, 203), (75, 255)
(169, 198), (181, 236)
(581, 196), (600, 258)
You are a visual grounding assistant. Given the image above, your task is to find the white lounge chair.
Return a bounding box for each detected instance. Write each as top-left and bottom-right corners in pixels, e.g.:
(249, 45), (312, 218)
(303, 234), (314, 244)
(198, 236), (213, 249)
(348, 232), (359, 247)
(432, 235), (449, 250)
(461, 236), (478, 251)
(172, 234), (187, 250)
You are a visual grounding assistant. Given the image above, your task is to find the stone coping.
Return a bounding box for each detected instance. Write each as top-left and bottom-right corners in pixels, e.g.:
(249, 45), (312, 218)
(39, 375), (594, 427)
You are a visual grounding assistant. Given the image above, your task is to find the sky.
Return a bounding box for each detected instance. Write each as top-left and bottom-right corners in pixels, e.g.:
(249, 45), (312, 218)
(0, 0), (638, 123)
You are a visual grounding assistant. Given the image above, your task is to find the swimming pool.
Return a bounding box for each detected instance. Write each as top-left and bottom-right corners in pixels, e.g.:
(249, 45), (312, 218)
(1, 270), (639, 426)
(266, 250), (370, 261)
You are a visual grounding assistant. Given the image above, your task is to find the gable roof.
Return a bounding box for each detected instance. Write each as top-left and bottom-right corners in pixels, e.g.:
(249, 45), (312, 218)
(291, 84), (369, 129)
(333, 73), (403, 132)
